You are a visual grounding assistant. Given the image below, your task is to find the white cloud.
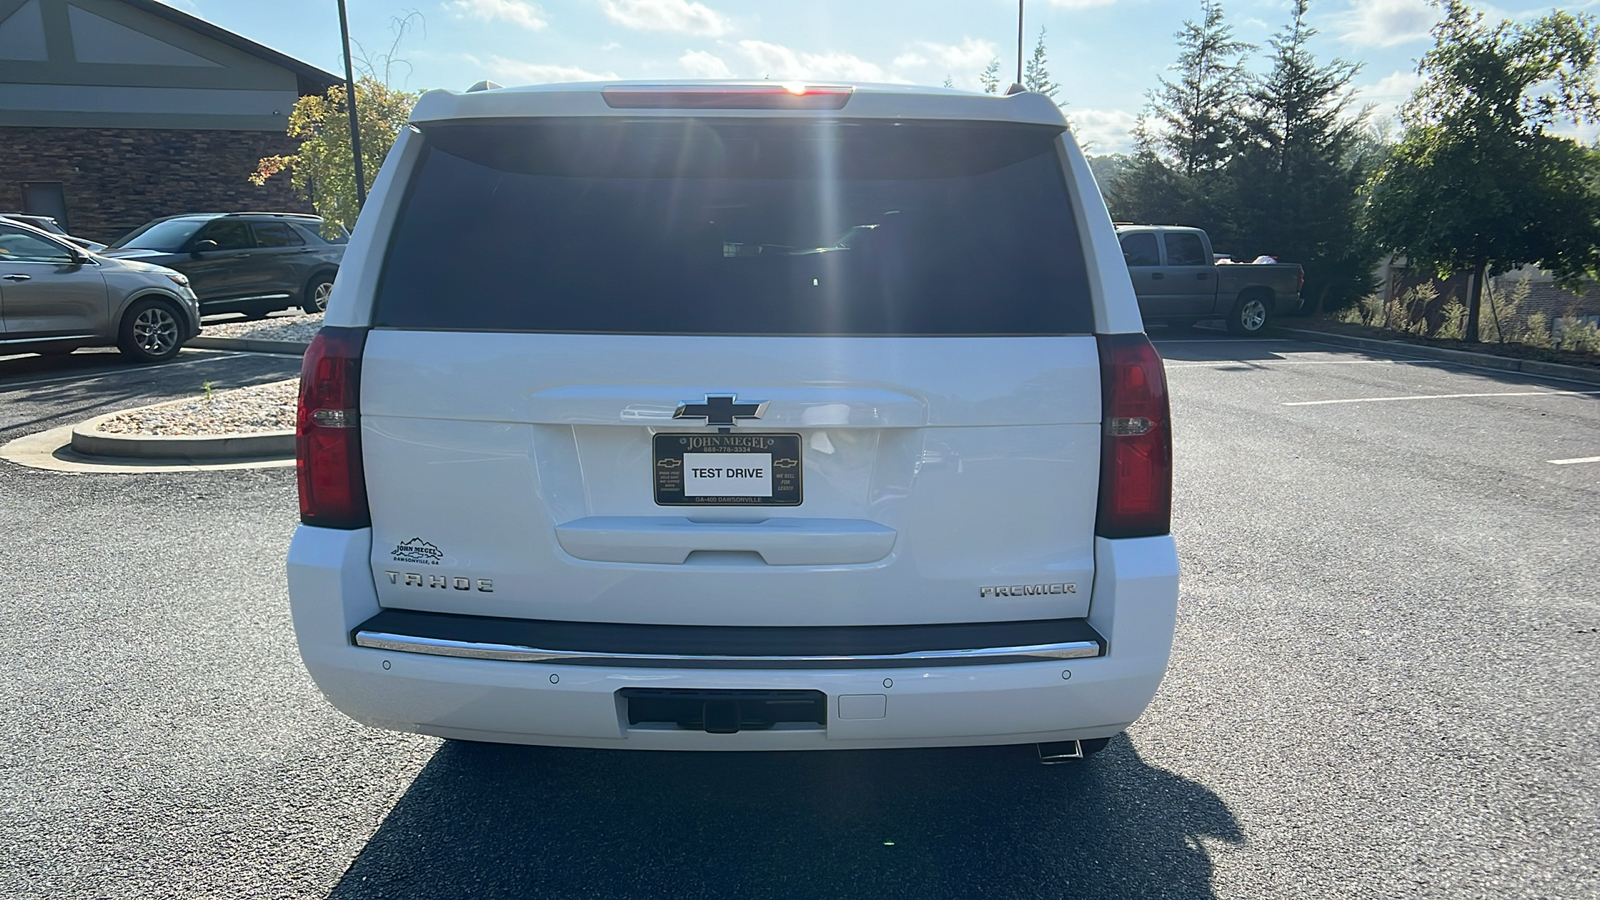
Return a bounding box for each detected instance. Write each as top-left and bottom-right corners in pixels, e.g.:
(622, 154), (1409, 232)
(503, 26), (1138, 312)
(1356, 69), (1424, 124)
(600, 0), (731, 36)
(884, 38), (1000, 90)
(909, 38), (997, 78)
(444, 0), (548, 30)
(735, 40), (901, 82)
(489, 55), (619, 83)
(679, 49), (732, 78)
(1333, 0), (1438, 47)
(1068, 108), (1140, 154)
(1045, 0), (1117, 8)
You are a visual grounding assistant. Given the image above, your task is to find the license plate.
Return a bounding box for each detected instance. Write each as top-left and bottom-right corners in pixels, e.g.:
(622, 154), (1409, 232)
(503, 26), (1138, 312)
(654, 433), (802, 506)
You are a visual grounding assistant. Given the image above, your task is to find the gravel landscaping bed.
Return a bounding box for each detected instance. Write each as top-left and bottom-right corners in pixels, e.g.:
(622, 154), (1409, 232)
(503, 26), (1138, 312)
(200, 311), (322, 343)
(95, 380), (299, 436)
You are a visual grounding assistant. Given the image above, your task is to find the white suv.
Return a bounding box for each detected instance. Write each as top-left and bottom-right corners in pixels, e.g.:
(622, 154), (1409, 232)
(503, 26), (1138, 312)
(287, 82), (1178, 761)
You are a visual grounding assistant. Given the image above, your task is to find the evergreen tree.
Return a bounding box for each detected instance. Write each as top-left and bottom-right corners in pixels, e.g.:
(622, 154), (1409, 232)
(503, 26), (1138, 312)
(1151, 0), (1253, 178)
(1109, 0), (1251, 236)
(1106, 123), (1208, 226)
(1230, 0), (1376, 313)
(978, 58), (1001, 94)
(1023, 27), (1061, 102)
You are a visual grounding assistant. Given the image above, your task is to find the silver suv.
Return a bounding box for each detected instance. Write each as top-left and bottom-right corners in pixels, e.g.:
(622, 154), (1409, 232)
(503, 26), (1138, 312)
(0, 219), (200, 362)
(287, 82), (1178, 762)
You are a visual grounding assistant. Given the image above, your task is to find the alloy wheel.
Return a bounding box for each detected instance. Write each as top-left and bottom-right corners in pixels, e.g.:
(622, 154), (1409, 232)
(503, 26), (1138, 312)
(1240, 298), (1268, 332)
(133, 306), (179, 355)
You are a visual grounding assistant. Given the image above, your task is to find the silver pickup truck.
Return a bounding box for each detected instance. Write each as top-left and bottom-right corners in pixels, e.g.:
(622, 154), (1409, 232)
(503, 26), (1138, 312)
(1115, 225), (1303, 334)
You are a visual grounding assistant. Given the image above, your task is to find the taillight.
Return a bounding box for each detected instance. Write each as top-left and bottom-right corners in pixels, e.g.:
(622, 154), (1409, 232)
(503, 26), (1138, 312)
(1095, 333), (1172, 538)
(601, 84), (853, 109)
(297, 327), (370, 528)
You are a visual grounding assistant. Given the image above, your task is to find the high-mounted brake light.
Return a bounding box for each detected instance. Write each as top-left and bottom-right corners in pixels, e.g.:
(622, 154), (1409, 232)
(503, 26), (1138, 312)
(601, 84), (853, 110)
(297, 327), (370, 529)
(1095, 333), (1172, 539)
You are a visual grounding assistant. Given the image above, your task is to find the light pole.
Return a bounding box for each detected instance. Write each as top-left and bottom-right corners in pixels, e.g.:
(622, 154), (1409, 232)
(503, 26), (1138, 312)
(336, 0), (367, 209)
(1016, 0), (1025, 87)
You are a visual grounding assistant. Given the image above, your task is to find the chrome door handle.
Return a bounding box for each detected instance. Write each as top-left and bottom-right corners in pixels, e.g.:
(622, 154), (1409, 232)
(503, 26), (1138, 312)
(2, 274), (31, 281)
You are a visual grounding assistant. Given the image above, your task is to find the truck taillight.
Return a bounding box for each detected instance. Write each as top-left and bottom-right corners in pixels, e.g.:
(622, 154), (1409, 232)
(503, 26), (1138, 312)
(1095, 333), (1172, 538)
(297, 327), (370, 528)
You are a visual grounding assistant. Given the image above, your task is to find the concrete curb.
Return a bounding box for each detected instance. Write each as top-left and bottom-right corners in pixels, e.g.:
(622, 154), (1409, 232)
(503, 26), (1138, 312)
(70, 409), (294, 461)
(189, 335), (309, 355)
(1, 423), (294, 473)
(1276, 327), (1600, 387)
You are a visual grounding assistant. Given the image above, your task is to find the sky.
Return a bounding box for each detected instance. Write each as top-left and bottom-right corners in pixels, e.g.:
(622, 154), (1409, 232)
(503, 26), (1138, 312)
(160, 0), (1599, 153)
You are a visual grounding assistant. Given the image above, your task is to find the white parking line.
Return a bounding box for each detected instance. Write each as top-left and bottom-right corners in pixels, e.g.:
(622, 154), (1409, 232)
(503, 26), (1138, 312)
(1285, 389), (1600, 406)
(1166, 359), (1429, 369)
(0, 352), (249, 393)
(1549, 456), (1600, 465)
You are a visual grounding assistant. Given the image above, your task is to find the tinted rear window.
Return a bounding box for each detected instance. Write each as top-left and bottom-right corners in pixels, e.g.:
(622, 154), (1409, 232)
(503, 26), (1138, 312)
(377, 118), (1093, 336)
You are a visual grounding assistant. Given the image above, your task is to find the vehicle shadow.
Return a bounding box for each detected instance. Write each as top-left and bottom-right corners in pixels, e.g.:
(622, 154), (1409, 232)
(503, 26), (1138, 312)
(328, 736), (1241, 899)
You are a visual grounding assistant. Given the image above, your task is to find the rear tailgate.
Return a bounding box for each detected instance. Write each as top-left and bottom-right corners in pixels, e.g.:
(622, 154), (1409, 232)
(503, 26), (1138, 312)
(359, 115), (1103, 628)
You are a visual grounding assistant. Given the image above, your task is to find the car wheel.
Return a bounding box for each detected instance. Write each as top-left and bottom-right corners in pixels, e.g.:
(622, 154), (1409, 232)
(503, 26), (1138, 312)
(1226, 293), (1272, 335)
(303, 274), (335, 314)
(117, 298), (185, 363)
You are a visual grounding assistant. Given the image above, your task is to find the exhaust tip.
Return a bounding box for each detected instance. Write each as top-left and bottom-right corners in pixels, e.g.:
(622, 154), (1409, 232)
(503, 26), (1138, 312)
(1037, 740), (1085, 764)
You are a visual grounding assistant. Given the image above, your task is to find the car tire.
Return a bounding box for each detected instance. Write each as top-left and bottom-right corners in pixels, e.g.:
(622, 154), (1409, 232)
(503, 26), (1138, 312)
(303, 273), (335, 314)
(117, 298), (186, 363)
(1226, 292), (1272, 335)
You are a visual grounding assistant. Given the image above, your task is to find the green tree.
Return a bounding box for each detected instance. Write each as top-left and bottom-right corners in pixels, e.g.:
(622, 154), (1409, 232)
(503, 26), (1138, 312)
(252, 76), (418, 234)
(978, 58), (1001, 94)
(1149, 0), (1253, 178)
(1230, 0), (1377, 312)
(1364, 1), (1600, 341)
(1023, 27), (1061, 102)
(1108, 0), (1252, 234)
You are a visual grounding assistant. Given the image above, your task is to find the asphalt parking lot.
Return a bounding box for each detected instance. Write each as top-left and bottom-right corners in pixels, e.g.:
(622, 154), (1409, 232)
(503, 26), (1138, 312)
(0, 336), (1595, 899)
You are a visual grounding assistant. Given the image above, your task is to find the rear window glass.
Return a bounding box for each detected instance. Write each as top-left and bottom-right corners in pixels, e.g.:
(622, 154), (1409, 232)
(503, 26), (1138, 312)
(376, 119), (1094, 336)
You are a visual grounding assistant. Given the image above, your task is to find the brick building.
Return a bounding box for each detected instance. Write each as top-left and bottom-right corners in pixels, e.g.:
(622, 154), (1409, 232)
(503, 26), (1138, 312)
(0, 0), (339, 243)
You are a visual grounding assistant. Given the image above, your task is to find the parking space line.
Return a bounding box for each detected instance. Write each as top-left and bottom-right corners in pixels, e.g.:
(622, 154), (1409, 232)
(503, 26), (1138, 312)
(1549, 456), (1600, 466)
(1285, 390), (1600, 406)
(0, 353), (249, 393)
(1166, 359), (1429, 368)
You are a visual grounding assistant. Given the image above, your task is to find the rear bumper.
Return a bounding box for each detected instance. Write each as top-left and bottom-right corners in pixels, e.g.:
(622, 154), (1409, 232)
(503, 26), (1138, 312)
(287, 527), (1180, 750)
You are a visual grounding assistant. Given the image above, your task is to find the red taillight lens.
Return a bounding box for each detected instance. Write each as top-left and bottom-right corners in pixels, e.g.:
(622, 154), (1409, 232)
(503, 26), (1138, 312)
(297, 327), (370, 528)
(1095, 333), (1172, 538)
(601, 84), (853, 109)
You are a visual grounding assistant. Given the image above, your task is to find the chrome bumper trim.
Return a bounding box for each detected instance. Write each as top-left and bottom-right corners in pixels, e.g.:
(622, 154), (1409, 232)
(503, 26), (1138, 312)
(353, 631), (1102, 668)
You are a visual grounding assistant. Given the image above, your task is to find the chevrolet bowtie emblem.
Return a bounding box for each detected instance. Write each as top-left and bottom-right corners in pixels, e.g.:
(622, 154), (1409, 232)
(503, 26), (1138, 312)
(673, 395), (768, 427)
